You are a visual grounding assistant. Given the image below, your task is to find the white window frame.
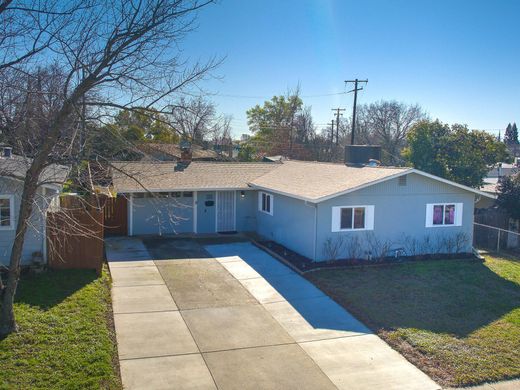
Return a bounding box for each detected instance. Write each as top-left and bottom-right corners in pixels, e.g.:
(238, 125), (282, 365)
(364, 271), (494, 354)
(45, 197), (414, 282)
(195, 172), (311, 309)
(332, 205), (374, 232)
(425, 203), (463, 228)
(0, 195), (15, 230)
(258, 191), (273, 216)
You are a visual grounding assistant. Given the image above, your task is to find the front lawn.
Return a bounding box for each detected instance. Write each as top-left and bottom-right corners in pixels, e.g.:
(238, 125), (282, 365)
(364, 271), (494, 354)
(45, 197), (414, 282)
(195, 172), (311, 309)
(0, 267), (121, 389)
(307, 255), (520, 387)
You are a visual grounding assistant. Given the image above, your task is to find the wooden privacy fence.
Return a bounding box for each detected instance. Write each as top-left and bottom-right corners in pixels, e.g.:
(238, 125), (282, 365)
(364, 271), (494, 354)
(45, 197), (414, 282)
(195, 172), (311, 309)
(47, 195), (104, 273)
(103, 195), (128, 236)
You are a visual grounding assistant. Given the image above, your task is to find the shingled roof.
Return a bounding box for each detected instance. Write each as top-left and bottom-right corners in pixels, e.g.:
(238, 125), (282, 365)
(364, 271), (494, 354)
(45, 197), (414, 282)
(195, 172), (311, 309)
(111, 159), (418, 201)
(137, 143), (223, 161)
(249, 160), (411, 201)
(0, 155), (69, 186)
(111, 161), (280, 192)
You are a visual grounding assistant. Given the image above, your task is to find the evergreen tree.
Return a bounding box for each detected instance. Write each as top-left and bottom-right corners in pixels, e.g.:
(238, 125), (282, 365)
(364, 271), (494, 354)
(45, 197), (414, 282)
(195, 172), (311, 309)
(504, 122), (519, 145)
(512, 122), (519, 144)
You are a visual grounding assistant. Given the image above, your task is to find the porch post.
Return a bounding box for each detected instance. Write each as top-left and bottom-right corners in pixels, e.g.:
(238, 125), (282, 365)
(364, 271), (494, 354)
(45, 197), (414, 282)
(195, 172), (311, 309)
(128, 193), (133, 236)
(193, 191), (197, 234)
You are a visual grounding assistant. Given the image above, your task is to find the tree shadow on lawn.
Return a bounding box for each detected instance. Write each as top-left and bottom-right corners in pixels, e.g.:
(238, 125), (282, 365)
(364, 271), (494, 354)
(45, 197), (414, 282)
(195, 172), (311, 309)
(309, 259), (520, 337)
(12, 268), (98, 310)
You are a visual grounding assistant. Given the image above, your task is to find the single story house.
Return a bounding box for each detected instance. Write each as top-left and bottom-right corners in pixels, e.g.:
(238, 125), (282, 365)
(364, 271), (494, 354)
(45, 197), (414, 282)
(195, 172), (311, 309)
(0, 148), (69, 265)
(112, 151), (494, 262)
(113, 149), (493, 261)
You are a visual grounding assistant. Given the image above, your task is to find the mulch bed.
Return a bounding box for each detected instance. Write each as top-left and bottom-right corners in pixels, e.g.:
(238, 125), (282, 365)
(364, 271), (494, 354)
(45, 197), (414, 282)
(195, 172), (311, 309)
(257, 240), (476, 272)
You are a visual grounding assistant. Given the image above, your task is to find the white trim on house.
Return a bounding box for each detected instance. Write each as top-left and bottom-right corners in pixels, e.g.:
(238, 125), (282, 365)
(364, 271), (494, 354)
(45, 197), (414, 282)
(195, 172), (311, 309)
(258, 191), (273, 216)
(0, 194), (15, 230)
(128, 193), (134, 236)
(331, 205), (375, 232)
(425, 202), (463, 228)
(122, 187), (256, 194)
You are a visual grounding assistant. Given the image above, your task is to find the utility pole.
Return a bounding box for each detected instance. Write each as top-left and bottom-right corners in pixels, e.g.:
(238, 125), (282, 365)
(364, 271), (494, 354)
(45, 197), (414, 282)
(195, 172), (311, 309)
(345, 79), (368, 145)
(330, 119), (335, 160)
(331, 108), (346, 145)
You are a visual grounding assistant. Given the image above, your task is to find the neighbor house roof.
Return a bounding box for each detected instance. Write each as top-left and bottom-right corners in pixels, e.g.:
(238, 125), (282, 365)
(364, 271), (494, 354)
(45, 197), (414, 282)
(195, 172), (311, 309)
(0, 155), (69, 187)
(480, 182), (498, 194)
(111, 159), (495, 202)
(137, 143), (223, 161)
(111, 161), (280, 192)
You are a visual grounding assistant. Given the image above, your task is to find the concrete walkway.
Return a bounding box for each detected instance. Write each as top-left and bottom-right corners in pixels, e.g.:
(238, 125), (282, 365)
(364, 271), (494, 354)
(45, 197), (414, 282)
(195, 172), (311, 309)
(106, 237), (439, 390)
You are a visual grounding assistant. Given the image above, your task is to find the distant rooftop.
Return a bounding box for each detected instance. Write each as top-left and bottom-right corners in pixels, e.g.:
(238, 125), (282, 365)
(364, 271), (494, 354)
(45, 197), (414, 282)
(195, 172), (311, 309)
(0, 154), (69, 186)
(137, 143), (225, 161)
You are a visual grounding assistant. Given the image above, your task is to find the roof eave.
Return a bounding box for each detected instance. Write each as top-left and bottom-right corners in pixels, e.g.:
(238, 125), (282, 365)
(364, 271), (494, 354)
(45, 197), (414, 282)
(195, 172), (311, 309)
(249, 167), (496, 203)
(116, 186), (255, 193)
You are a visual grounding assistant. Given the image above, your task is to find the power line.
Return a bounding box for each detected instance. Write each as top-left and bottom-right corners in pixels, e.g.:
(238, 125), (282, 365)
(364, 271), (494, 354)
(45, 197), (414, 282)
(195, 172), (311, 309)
(215, 91), (348, 100)
(345, 79), (368, 145)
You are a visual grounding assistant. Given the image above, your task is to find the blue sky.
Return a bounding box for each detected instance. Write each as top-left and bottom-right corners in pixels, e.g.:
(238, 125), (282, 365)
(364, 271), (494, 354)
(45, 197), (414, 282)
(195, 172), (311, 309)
(181, 0), (520, 137)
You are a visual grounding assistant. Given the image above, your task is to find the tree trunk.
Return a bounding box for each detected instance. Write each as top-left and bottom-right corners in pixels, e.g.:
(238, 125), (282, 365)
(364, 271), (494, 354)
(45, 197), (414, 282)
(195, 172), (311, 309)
(0, 165), (42, 335)
(0, 86), (84, 335)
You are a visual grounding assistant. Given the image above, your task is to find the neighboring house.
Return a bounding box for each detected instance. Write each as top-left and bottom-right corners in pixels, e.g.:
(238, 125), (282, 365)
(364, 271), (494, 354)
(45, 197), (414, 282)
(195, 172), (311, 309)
(112, 151), (494, 262)
(480, 160), (519, 200)
(0, 148), (69, 265)
(487, 161), (519, 180)
(263, 155), (286, 162)
(137, 142), (227, 161)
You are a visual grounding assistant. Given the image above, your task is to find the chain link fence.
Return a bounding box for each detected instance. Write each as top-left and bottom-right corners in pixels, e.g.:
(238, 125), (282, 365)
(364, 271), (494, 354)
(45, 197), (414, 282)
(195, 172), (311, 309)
(474, 222), (520, 254)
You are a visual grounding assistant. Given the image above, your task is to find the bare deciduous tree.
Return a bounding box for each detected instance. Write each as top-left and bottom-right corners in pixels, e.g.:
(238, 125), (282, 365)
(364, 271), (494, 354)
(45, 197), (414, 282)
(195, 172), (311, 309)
(356, 101), (426, 165)
(171, 96), (225, 142)
(0, 0), (218, 335)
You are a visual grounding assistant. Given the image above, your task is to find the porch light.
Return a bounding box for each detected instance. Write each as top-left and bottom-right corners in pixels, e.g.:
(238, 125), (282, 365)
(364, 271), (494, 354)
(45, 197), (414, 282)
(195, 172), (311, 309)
(240, 191), (245, 198)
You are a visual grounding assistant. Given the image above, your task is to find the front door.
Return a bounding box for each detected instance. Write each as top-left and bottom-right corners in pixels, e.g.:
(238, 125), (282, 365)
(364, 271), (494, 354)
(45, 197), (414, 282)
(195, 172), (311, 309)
(216, 191), (236, 232)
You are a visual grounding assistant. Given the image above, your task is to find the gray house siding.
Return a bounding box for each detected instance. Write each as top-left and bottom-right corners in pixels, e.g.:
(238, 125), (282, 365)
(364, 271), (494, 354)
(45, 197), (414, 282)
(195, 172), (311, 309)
(315, 173), (475, 261)
(197, 190), (257, 234)
(256, 191), (316, 260)
(235, 190), (257, 232)
(132, 195), (194, 235)
(0, 178), (49, 266)
(131, 190), (257, 235)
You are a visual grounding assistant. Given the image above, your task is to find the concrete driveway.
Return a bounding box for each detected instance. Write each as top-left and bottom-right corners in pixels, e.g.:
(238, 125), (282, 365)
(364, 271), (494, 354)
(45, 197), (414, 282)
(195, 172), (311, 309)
(106, 236), (439, 390)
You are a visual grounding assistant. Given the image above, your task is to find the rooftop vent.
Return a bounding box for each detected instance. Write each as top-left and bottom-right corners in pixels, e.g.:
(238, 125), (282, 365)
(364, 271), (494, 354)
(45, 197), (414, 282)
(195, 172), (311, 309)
(2, 146), (12, 158)
(344, 145), (381, 166)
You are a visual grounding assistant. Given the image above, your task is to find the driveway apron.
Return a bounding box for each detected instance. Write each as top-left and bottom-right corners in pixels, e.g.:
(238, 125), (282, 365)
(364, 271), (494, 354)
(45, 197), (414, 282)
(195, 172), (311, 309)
(107, 237), (439, 390)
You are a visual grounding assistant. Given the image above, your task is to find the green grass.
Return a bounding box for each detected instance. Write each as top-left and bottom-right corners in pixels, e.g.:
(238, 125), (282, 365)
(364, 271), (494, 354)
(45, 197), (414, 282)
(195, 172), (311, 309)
(0, 267), (121, 390)
(307, 255), (520, 387)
